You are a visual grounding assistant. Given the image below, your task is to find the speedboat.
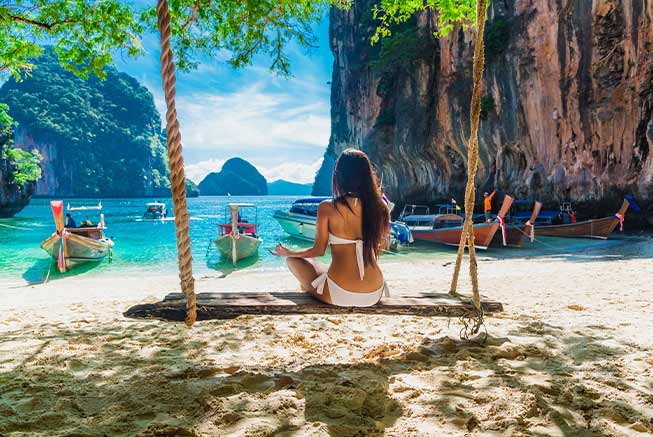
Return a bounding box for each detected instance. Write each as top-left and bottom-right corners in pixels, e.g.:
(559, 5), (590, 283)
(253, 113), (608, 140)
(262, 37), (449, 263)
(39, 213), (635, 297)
(143, 201), (167, 220)
(273, 197), (327, 241)
(214, 203), (262, 265)
(41, 201), (114, 272)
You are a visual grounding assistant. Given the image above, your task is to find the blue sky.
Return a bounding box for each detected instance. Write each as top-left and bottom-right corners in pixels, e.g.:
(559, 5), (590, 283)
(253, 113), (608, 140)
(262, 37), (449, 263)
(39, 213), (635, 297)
(115, 13), (333, 184)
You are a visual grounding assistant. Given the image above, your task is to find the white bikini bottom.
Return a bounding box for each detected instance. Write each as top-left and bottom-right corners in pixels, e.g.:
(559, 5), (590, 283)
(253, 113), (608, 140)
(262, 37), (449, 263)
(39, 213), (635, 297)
(306, 259), (389, 307)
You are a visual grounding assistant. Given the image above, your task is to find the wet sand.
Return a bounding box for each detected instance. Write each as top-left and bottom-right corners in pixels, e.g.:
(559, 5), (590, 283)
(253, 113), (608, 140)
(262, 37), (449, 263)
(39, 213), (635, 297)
(1, 236), (652, 436)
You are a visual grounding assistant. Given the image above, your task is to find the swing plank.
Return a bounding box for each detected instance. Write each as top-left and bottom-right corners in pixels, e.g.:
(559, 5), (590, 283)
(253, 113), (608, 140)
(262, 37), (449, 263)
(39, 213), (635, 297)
(123, 292), (503, 322)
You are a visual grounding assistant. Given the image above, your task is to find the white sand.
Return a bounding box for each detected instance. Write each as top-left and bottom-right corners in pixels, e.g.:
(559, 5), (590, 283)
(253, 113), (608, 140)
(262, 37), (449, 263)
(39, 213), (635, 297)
(1, 237), (653, 436)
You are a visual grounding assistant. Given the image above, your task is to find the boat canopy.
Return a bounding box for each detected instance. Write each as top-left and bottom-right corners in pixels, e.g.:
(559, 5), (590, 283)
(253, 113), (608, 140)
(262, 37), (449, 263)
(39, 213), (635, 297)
(228, 203), (256, 209)
(292, 197), (330, 204)
(147, 202), (166, 207)
(68, 202), (102, 211)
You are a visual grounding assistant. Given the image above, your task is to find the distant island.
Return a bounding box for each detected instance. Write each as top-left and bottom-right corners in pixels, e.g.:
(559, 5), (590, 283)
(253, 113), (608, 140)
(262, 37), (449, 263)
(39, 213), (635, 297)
(268, 179), (312, 195)
(199, 158), (268, 196)
(197, 158), (314, 196)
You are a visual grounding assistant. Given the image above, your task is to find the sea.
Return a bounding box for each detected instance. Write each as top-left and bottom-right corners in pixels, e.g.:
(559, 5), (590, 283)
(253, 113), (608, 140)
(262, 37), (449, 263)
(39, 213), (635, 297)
(0, 196), (648, 285)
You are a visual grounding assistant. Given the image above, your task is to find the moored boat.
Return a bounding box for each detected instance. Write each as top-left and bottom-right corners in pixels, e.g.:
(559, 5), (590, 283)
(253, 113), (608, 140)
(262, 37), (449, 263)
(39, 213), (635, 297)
(214, 203), (262, 265)
(403, 195), (514, 250)
(273, 197), (327, 241)
(531, 198), (633, 239)
(41, 201), (114, 272)
(142, 201), (167, 220)
(491, 200), (543, 248)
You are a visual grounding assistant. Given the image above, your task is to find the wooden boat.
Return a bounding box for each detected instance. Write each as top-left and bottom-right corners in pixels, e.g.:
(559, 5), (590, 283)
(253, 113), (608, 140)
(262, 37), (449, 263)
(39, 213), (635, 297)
(41, 201), (114, 272)
(214, 203), (262, 265)
(403, 195), (514, 250)
(491, 201), (543, 248)
(535, 199), (631, 239)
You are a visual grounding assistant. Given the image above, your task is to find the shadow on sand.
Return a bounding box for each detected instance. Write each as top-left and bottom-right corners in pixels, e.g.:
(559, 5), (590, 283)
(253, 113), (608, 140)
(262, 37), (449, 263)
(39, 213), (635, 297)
(1, 315), (651, 436)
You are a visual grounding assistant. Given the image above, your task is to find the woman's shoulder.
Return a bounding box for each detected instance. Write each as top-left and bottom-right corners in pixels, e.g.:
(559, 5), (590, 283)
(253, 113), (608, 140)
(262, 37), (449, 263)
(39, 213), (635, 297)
(318, 199), (335, 214)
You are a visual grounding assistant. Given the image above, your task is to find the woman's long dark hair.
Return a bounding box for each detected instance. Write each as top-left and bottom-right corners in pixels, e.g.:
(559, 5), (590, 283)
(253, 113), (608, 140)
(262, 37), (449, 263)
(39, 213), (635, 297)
(332, 148), (390, 265)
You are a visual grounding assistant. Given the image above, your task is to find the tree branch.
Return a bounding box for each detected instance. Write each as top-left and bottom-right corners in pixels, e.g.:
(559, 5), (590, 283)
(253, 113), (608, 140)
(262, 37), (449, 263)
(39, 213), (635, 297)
(6, 13), (73, 30)
(180, 0), (201, 32)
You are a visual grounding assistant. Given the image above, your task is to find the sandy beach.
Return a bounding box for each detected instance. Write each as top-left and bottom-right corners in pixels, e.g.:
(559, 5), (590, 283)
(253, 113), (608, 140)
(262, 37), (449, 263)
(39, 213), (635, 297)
(1, 236), (653, 436)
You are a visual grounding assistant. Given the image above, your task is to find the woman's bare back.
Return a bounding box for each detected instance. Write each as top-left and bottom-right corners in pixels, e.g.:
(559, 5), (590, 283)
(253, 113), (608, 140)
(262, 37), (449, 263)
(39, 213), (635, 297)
(325, 198), (384, 292)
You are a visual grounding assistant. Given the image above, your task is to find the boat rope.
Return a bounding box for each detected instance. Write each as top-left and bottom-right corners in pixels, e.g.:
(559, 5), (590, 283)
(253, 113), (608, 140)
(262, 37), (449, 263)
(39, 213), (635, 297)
(449, 0), (487, 323)
(156, 0), (196, 327)
(43, 244), (57, 285)
(0, 223), (31, 230)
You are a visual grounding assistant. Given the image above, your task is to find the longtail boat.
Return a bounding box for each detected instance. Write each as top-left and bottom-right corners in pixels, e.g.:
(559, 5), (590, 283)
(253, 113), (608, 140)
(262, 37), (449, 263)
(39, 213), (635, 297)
(535, 198), (632, 239)
(491, 201), (543, 248)
(41, 201), (114, 272)
(215, 203), (262, 265)
(402, 195), (514, 250)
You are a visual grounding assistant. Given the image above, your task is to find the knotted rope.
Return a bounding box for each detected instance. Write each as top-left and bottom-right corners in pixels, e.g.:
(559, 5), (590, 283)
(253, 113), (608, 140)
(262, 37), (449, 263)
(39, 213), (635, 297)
(156, 0), (196, 327)
(449, 0), (488, 337)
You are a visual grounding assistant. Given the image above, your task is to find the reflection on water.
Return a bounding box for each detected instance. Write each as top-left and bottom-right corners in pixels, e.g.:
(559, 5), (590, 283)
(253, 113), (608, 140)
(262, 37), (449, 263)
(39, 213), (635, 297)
(1, 196), (651, 285)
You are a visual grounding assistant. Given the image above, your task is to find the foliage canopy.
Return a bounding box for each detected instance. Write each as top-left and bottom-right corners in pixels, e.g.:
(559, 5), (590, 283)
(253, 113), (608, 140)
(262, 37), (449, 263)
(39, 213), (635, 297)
(371, 0), (479, 43)
(0, 0), (351, 78)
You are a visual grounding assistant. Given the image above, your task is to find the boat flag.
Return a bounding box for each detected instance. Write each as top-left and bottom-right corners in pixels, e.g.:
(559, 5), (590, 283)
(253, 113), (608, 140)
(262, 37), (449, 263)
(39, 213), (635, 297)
(624, 195), (641, 212)
(382, 193), (395, 213)
(451, 198), (461, 211)
(497, 214), (507, 246)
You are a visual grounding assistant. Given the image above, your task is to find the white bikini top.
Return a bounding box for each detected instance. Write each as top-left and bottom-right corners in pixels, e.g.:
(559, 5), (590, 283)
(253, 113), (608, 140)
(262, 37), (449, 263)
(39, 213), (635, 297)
(328, 233), (365, 280)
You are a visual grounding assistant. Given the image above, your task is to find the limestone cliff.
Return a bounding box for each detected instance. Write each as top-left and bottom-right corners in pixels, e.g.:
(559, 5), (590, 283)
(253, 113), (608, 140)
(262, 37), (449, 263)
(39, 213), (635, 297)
(315, 0), (653, 222)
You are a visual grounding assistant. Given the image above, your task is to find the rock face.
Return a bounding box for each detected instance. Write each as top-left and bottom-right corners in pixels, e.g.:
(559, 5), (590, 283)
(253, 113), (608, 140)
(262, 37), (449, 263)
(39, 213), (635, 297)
(199, 158), (268, 196)
(315, 0), (653, 221)
(0, 49), (170, 198)
(0, 126), (36, 217)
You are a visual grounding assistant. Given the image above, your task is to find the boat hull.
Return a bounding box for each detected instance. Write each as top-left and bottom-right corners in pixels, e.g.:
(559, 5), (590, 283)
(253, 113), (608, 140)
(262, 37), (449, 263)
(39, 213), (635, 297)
(412, 222), (500, 250)
(536, 216), (620, 239)
(41, 232), (113, 270)
(491, 224), (531, 248)
(214, 234), (262, 262)
(273, 211), (316, 241)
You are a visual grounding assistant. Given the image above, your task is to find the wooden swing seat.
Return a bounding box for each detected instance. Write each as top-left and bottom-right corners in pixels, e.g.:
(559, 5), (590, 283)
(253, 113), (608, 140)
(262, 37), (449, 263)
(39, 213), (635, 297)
(123, 292), (503, 322)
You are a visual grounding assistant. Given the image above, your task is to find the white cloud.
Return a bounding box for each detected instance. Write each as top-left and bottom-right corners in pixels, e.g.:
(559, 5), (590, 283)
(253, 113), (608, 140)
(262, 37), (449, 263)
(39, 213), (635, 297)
(172, 82), (330, 153)
(259, 158), (323, 184)
(185, 157), (323, 185)
(184, 158), (225, 183)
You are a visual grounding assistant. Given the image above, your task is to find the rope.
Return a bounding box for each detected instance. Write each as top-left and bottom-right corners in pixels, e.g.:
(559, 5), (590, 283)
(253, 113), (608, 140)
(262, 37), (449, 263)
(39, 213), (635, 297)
(156, 0), (196, 327)
(448, 0), (488, 339)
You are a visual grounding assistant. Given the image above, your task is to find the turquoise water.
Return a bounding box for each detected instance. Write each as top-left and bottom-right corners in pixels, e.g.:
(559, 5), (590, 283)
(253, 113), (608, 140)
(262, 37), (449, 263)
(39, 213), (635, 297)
(1, 196), (650, 285)
(0, 196), (317, 283)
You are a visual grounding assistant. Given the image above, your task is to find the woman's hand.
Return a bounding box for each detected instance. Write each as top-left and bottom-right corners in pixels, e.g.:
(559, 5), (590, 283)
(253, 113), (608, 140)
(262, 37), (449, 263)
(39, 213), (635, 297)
(270, 243), (292, 257)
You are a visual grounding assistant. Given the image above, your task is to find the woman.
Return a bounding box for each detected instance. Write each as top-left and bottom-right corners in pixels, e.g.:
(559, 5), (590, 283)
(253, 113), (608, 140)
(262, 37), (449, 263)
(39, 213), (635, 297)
(271, 149), (390, 306)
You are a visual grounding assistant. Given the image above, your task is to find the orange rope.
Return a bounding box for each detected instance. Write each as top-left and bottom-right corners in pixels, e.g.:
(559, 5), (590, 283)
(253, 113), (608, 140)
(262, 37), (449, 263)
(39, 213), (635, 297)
(156, 0), (196, 327)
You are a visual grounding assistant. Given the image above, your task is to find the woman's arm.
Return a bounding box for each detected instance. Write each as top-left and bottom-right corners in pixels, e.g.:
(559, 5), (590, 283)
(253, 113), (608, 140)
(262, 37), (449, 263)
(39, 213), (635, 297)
(273, 202), (330, 258)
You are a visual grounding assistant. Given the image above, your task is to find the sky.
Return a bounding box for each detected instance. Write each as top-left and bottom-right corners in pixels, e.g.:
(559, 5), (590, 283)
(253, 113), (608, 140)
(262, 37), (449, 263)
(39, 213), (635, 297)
(114, 13), (333, 185)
